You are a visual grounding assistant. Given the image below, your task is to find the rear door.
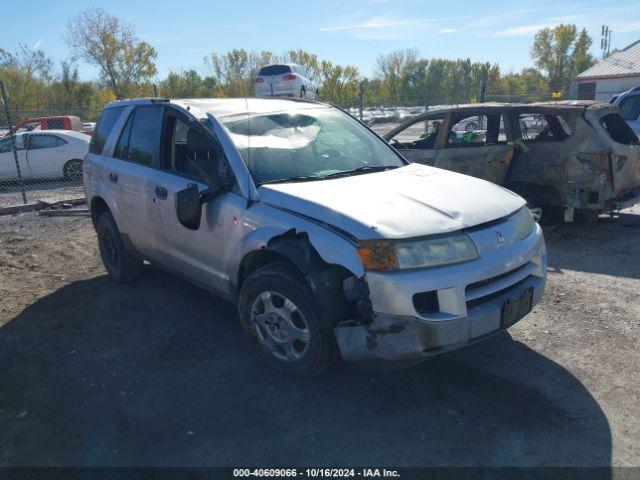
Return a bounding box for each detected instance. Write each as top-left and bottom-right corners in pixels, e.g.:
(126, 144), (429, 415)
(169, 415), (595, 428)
(148, 107), (246, 293)
(106, 105), (165, 258)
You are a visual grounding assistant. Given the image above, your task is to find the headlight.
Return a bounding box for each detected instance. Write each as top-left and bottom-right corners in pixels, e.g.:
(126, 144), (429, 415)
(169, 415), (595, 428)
(512, 207), (535, 240)
(357, 234), (478, 271)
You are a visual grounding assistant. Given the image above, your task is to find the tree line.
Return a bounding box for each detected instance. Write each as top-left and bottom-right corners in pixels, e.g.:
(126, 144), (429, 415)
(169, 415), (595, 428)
(0, 8), (597, 114)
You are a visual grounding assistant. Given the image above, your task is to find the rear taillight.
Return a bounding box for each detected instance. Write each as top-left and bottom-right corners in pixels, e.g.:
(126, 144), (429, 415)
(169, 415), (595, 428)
(255, 77), (264, 83)
(283, 74), (296, 81)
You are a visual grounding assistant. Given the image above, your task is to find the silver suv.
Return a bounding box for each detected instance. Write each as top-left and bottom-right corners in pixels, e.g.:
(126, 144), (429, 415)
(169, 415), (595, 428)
(84, 98), (547, 376)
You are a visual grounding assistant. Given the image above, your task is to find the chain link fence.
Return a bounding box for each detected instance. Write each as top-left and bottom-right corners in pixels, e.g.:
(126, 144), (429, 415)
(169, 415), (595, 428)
(0, 78), (630, 211)
(0, 81), (101, 210)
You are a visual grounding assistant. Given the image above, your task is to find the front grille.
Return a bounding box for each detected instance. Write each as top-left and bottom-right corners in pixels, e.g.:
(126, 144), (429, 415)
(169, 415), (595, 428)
(466, 275), (532, 309)
(465, 262), (530, 294)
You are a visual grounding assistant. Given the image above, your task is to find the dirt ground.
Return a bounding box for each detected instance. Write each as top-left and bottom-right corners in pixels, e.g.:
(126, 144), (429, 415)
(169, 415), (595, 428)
(0, 208), (639, 468)
(0, 180), (84, 209)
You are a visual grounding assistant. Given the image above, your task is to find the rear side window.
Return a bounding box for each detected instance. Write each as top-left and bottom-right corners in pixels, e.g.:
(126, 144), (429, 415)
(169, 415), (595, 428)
(115, 106), (164, 166)
(518, 113), (572, 142)
(258, 65), (291, 76)
(618, 95), (640, 121)
(600, 114), (640, 145)
(90, 107), (125, 154)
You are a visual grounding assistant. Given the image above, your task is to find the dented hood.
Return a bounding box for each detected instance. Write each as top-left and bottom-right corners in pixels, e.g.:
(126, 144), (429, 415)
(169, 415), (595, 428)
(259, 163), (525, 239)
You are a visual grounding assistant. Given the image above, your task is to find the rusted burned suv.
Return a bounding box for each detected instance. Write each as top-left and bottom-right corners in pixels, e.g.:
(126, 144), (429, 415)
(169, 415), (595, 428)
(84, 98), (546, 376)
(385, 102), (640, 222)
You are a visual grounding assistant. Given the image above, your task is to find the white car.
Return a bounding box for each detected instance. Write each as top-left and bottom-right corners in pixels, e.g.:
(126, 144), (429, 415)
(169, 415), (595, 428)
(0, 130), (89, 181)
(254, 64), (318, 99)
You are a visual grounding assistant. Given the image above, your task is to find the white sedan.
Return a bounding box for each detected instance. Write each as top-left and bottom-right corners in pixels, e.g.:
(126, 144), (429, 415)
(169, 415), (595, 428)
(0, 130), (89, 181)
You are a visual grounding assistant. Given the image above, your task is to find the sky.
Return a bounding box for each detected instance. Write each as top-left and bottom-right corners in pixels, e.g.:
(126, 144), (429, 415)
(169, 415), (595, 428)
(2, 0), (640, 80)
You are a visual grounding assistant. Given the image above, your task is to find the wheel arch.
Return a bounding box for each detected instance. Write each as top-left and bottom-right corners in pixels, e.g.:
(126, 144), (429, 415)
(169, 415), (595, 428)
(504, 181), (563, 207)
(237, 230), (358, 325)
(89, 195), (111, 229)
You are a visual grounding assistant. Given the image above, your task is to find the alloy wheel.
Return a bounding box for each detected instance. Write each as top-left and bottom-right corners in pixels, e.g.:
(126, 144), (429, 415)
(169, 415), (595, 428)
(250, 291), (310, 362)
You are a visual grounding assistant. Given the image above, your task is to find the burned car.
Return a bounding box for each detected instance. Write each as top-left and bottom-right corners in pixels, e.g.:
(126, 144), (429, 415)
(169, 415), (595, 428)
(384, 102), (640, 222)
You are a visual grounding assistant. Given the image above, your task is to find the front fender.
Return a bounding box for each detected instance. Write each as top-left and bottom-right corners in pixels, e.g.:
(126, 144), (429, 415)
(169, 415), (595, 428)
(228, 203), (365, 286)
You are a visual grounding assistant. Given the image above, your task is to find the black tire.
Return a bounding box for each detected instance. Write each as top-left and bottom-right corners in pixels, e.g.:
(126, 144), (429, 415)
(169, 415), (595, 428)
(300, 87), (306, 98)
(238, 262), (335, 376)
(63, 159), (83, 182)
(539, 205), (564, 225)
(96, 212), (144, 283)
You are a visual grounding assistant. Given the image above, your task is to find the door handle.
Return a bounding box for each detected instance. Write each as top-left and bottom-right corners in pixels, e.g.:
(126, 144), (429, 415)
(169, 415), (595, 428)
(108, 172), (118, 183)
(154, 186), (168, 200)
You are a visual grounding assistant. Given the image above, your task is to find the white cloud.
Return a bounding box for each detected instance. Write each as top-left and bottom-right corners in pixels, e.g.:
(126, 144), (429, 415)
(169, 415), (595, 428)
(438, 28), (456, 34)
(492, 24), (549, 37)
(317, 17), (431, 32)
(32, 37), (43, 50)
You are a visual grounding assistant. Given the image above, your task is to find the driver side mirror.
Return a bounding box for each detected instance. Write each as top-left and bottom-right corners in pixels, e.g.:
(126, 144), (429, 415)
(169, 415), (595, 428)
(175, 184), (203, 230)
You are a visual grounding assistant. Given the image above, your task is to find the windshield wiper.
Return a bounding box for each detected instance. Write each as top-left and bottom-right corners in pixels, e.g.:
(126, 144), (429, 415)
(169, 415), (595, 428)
(320, 165), (399, 179)
(257, 175), (325, 186)
(257, 165), (400, 186)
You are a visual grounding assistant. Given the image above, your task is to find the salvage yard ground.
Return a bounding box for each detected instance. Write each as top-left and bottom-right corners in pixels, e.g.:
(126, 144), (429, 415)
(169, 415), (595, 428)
(0, 209), (639, 467)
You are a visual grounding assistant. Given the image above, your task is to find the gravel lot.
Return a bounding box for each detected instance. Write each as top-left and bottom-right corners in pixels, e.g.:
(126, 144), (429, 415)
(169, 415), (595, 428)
(0, 179), (84, 209)
(0, 208), (639, 468)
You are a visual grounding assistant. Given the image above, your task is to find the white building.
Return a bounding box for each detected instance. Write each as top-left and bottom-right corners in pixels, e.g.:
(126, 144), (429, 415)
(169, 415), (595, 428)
(575, 40), (640, 102)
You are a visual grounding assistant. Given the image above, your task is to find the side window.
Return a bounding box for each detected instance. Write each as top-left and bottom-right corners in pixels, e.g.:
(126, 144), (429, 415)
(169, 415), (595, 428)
(114, 112), (133, 159)
(115, 106), (163, 166)
(163, 113), (225, 181)
(518, 113), (572, 142)
(90, 106), (125, 154)
(618, 95), (640, 121)
(390, 117), (445, 150)
(28, 134), (60, 150)
(446, 115), (489, 147)
(0, 138), (11, 153)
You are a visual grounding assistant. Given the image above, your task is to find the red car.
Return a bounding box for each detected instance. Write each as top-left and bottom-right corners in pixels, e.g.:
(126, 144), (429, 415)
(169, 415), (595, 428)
(4, 115), (83, 137)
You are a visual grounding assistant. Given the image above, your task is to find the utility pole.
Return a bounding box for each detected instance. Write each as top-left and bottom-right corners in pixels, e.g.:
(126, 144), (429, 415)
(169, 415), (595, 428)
(601, 25), (612, 60)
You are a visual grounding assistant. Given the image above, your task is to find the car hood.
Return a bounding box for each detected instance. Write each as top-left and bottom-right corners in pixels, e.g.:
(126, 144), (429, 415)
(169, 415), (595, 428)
(258, 164), (525, 240)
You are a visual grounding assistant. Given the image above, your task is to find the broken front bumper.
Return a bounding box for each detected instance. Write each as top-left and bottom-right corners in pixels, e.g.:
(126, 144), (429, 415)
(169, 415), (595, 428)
(335, 273), (545, 363)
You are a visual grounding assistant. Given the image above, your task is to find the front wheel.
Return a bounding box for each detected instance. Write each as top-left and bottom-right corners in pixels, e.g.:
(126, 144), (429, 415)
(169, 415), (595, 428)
(238, 262), (335, 376)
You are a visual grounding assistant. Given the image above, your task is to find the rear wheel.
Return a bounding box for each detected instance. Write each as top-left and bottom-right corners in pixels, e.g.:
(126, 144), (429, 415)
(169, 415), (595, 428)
(238, 262), (335, 376)
(63, 159), (83, 182)
(97, 212), (144, 283)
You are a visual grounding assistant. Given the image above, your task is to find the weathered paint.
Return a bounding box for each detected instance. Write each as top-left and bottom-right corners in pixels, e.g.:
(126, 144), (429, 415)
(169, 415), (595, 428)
(385, 102), (640, 215)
